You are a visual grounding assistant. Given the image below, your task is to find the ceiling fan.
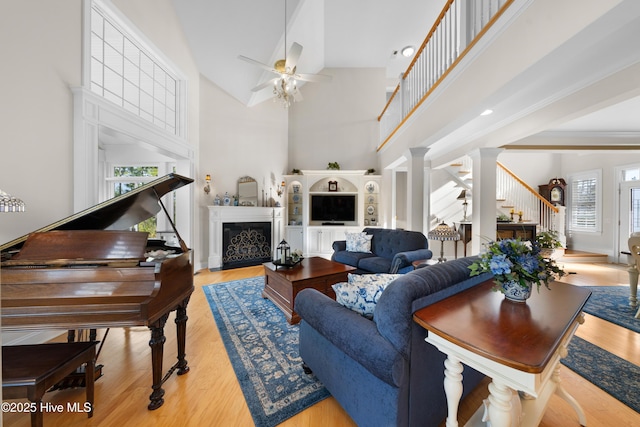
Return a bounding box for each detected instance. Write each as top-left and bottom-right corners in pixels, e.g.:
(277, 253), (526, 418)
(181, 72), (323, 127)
(238, 0), (331, 107)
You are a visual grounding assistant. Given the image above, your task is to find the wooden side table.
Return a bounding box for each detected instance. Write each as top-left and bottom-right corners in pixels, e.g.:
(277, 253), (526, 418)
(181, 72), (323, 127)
(2, 341), (98, 427)
(414, 280), (591, 427)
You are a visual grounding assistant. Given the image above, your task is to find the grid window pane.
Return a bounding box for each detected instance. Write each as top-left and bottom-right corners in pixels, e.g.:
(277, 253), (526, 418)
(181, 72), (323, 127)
(123, 39), (139, 65)
(89, 4), (179, 135)
(91, 9), (103, 38)
(104, 67), (123, 99)
(124, 80), (139, 106)
(104, 43), (123, 74)
(104, 21), (123, 53)
(124, 59), (139, 86)
(91, 33), (103, 62)
(91, 58), (103, 86)
(140, 91), (153, 114)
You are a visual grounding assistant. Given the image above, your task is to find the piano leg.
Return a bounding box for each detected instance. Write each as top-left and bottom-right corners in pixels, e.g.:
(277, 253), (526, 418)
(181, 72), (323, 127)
(148, 313), (169, 410)
(175, 296), (191, 376)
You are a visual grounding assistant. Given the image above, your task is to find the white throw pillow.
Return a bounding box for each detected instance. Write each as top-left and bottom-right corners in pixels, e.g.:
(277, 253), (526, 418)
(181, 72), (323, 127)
(332, 273), (402, 318)
(345, 232), (373, 253)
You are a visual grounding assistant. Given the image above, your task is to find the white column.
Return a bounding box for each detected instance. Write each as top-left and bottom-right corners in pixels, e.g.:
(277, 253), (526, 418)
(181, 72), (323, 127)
(424, 159), (432, 236)
(406, 147), (429, 232)
(469, 148), (503, 254)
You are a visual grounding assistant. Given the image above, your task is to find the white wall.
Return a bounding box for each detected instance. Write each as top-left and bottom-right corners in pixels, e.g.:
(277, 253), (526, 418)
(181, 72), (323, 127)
(288, 68), (386, 172)
(0, 0), (81, 244)
(560, 151), (634, 259)
(198, 77), (288, 268)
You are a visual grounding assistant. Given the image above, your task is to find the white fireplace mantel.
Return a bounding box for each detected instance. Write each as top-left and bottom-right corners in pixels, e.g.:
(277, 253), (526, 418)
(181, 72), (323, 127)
(207, 206), (284, 269)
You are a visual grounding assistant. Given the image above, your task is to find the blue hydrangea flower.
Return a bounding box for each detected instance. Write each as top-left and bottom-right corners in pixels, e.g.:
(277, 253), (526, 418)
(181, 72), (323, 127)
(517, 254), (539, 274)
(489, 253), (513, 275)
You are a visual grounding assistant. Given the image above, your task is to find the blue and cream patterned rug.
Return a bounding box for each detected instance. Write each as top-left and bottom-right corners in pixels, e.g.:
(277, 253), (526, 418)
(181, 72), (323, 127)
(203, 277), (330, 427)
(561, 285), (640, 413)
(580, 285), (639, 333)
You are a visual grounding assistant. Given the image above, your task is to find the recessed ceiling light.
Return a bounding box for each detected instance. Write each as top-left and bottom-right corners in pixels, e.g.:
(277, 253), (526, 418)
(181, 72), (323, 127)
(480, 109), (493, 116)
(400, 45), (415, 57)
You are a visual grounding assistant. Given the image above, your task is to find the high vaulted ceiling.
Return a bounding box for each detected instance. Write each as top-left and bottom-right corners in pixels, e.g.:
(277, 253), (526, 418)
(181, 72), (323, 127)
(170, 0), (640, 152)
(171, 0), (447, 106)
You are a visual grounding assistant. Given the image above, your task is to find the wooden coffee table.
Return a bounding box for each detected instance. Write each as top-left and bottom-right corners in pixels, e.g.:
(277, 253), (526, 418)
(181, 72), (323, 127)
(263, 256), (356, 324)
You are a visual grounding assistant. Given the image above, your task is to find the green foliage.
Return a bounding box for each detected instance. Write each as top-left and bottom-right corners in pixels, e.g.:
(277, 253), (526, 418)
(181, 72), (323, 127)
(327, 162), (340, 170)
(536, 230), (563, 249)
(469, 238), (566, 293)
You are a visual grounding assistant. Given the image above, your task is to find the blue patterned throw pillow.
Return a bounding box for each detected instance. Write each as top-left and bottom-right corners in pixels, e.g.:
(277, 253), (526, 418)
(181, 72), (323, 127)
(332, 273), (402, 318)
(345, 232), (373, 253)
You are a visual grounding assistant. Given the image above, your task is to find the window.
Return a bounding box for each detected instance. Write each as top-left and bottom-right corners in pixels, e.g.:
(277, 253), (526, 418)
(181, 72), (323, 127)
(107, 166), (162, 237)
(569, 170), (601, 232)
(89, 1), (179, 135)
(623, 168), (640, 181)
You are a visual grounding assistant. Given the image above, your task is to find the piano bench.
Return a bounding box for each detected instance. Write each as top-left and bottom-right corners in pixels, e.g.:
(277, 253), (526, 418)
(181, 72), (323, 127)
(2, 341), (98, 427)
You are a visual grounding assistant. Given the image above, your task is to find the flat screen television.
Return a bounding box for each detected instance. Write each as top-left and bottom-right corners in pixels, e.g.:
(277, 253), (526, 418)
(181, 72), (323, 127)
(310, 194), (357, 223)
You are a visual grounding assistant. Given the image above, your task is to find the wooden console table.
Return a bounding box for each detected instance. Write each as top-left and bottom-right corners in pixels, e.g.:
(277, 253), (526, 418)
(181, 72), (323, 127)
(456, 222), (538, 257)
(413, 279), (591, 427)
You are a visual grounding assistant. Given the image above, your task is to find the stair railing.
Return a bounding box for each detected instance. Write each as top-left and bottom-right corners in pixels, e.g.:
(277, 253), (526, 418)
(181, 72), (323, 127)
(497, 162), (559, 233)
(378, 0), (513, 151)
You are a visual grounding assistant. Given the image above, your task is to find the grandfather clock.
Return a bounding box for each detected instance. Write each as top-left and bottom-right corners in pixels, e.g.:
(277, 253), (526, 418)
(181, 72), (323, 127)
(539, 178), (566, 206)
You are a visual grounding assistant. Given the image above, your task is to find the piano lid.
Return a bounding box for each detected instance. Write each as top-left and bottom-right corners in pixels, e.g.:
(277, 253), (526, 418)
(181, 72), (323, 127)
(0, 173), (193, 253)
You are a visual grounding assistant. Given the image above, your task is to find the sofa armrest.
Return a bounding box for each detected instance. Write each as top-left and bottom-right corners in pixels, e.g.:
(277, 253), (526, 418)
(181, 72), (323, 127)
(332, 240), (346, 252)
(295, 288), (406, 387)
(390, 249), (434, 273)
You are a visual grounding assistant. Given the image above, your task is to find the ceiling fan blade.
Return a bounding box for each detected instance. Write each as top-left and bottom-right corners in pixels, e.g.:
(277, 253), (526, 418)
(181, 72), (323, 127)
(251, 78), (279, 92)
(238, 55), (278, 74)
(294, 73), (332, 83)
(285, 42), (303, 72)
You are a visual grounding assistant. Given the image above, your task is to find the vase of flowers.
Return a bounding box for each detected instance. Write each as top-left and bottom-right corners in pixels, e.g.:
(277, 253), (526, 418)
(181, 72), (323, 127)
(469, 238), (566, 302)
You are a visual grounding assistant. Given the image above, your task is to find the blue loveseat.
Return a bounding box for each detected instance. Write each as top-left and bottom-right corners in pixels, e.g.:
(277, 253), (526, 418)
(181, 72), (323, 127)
(295, 257), (491, 427)
(331, 227), (433, 274)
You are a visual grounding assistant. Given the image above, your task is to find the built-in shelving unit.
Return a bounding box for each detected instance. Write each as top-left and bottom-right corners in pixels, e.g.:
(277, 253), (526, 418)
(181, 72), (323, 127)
(283, 170), (381, 258)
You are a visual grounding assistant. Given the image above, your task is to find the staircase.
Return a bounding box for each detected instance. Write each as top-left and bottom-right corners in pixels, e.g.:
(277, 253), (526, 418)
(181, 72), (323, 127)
(438, 158), (566, 245)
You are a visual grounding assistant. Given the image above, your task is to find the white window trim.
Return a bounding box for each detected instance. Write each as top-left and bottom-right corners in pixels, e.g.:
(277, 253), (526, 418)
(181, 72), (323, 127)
(82, 0), (187, 140)
(568, 169), (602, 233)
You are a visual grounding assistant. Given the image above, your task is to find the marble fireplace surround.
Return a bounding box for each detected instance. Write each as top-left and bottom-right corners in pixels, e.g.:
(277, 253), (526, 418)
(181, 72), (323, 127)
(208, 206), (284, 270)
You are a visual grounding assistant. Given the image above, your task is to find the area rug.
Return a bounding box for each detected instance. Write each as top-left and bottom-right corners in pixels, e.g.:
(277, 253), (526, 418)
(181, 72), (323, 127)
(562, 336), (640, 413)
(203, 277), (330, 427)
(581, 286), (639, 333)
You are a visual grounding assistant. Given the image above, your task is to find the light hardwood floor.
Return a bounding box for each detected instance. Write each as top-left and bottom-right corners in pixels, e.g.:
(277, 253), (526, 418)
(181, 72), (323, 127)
(3, 262), (639, 427)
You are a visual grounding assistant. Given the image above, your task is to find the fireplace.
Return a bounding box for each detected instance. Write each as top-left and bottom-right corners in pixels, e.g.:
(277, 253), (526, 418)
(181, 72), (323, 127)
(207, 206), (284, 270)
(222, 222), (272, 269)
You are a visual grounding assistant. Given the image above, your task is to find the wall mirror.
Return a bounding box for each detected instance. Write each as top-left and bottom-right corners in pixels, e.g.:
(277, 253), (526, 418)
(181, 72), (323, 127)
(238, 176), (258, 206)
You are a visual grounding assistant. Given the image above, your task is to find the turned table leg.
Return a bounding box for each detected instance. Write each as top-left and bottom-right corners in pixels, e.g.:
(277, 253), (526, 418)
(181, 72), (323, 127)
(443, 355), (464, 427)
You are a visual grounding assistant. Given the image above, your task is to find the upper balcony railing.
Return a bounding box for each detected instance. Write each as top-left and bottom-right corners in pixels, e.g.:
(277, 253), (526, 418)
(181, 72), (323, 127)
(377, 0), (514, 151)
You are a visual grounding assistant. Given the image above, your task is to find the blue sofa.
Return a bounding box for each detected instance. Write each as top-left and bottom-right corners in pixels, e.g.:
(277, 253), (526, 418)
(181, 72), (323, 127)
(331, 228), (433, 274)
(295, 257), (491, 427)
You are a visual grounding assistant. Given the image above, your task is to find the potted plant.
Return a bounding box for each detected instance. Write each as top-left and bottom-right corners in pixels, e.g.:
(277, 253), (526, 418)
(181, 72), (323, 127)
(535, 230), (563, 259)
(469, 238), (566, 302)
(327, 162), (340, 170)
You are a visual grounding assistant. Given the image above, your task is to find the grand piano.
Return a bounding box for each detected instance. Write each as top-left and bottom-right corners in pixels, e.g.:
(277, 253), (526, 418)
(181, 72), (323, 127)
(0, 173), (194, 410)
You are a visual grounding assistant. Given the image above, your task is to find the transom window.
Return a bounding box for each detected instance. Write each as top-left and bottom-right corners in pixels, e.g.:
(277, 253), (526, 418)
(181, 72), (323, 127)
(89, 1), (178, 135)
